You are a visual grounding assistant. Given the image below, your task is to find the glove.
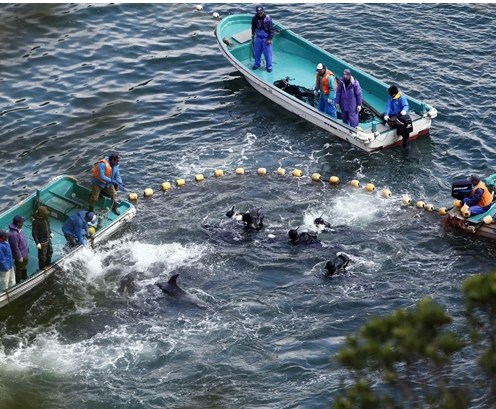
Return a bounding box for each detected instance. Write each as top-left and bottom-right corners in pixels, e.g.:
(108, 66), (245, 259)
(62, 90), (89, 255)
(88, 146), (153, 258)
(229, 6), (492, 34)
(384, 115), (390, 121)
(357, 105), (362, 112)
(37, 243), (42, 250)
(50, 233), (54, 239)
(82, 239), (88, 246)
(18, 258), (23, 263)
(327, 98), (332, 104)
(314, 90), (318, 96)
(400, 110), (406, 115)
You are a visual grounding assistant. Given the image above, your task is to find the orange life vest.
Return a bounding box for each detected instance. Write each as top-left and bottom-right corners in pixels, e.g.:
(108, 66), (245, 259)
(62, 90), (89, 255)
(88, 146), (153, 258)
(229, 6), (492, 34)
(316, 69), (336, 96)
(93, 158), (112, 184)
(472, 181), (493, 207)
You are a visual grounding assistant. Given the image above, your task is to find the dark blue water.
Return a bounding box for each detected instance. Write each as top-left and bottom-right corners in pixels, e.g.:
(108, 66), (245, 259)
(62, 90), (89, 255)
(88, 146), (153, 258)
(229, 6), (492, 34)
(1, 3), (496, 408)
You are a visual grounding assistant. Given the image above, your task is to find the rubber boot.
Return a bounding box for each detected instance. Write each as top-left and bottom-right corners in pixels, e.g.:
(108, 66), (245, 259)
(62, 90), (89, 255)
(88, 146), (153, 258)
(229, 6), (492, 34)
(112, 203), (121, 215)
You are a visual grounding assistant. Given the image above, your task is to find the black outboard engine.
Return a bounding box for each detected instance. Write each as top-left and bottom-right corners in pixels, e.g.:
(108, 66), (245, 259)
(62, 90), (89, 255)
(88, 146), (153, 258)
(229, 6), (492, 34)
(395, 113), (413, 147)
(451, 177), (472, 200)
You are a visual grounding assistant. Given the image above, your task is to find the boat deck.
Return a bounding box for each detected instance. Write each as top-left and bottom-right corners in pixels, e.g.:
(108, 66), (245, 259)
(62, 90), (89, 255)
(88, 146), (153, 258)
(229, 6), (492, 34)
(227, 27), (395, 131)
(0, 177), (128, 281)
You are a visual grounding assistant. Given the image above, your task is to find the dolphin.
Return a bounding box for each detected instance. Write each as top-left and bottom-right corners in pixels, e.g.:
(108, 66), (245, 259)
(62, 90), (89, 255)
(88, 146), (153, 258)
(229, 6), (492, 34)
(155, 274), (207, 308)
(118, 271), (139, 296)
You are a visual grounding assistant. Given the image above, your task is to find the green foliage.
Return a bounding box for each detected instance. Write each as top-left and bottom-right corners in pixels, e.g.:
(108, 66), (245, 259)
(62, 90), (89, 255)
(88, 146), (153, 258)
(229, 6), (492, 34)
(333, 272), (496, 408)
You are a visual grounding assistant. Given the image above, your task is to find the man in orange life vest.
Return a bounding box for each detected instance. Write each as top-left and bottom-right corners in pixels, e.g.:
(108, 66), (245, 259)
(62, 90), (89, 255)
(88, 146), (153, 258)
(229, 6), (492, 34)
(88, 152), (123, 215)
(314, 63), (337, 119)
(462, 175), (494, 216)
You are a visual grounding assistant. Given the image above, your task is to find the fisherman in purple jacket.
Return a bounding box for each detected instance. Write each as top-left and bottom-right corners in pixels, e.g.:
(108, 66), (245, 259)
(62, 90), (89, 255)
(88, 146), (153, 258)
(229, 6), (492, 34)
(8, 215), (29, 282)
(335, 68), (363, 128)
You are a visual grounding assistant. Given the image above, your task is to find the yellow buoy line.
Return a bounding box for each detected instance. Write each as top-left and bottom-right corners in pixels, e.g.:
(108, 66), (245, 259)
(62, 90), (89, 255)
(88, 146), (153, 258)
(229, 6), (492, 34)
(127, 166), (493, 225)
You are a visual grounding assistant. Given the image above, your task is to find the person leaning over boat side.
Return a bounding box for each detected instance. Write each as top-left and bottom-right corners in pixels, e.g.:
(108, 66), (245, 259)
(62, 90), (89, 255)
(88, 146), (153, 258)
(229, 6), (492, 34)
(382, 84), (409, 124)
(335, 69), (363, 128)
(62, 211), (97, 249)
(251, 5), (274, 72)
(32, 206), (53, 271)
(0, 230), (15, 291)
(462, 175), (494, 216)
(8, 215), (29, 282)
(314, 63), (337, 118)
(88, 151), (123, 215)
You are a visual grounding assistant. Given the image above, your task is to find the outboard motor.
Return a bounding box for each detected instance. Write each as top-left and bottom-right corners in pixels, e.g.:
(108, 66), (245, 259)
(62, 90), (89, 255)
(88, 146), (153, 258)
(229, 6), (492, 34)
(451, 177), (472, 200)
(396, 113), (413, 146)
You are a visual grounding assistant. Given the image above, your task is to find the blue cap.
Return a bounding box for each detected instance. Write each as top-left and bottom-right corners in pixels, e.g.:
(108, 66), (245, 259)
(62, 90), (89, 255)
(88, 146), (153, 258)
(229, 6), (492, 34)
(85, 212), (96, 222)
(343, 69), (351, 76)
(13, 215), (24, 224)
(256, 5), (264, 12)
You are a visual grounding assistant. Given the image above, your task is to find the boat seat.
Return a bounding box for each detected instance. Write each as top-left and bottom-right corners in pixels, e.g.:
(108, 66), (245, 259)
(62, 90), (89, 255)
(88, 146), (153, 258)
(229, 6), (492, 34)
(467, 203), (496, 223)
(232, 29), (252, 44)
(42, 191), (86, 221)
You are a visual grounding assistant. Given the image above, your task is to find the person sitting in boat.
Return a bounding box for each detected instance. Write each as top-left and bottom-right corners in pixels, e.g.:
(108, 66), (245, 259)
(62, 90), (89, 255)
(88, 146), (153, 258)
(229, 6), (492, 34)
(251, 5), (274, 72)
(0, 230), (16, 291)
(462, 175), (494, 216)
(62, 211), (97, 249)
(335, 69), (363, 128)
(32, 205), (53, 271)
(89, 151), (123, 215)
(314, 63), (337, 118)
(382, 85), (409, 125)
(381, 85), (413, 150)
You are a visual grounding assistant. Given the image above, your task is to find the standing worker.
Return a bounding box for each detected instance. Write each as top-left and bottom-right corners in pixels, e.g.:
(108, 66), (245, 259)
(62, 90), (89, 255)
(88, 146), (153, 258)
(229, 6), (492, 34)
(335, 68), (363, 128)
(0, 230), (15, 291)
(314, 63), (337, 118)
(8, 215), (29, 282)
(251, 5), (274, 72)
(89, 152), (123, 215)
(32, 205), (53, 271)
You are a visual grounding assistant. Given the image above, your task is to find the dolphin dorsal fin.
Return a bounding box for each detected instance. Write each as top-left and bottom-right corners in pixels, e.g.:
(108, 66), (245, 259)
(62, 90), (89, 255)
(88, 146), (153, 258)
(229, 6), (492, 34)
(168, 274), (179, 285)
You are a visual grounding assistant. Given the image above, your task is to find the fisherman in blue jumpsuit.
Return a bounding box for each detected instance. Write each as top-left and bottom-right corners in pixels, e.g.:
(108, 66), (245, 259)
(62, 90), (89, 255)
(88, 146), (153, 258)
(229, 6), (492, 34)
(251, 5), (274, 72)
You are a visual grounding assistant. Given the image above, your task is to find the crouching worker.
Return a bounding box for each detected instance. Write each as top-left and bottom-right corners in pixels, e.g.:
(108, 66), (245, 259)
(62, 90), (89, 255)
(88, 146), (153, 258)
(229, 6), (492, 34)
(32, 206), (53, 270)
(89, 152), (123, 215)
(463, 175), (494, 216)
(0, 230), (15, 291)
(62, 211), (97, 249)
(324, 253), (351, 276)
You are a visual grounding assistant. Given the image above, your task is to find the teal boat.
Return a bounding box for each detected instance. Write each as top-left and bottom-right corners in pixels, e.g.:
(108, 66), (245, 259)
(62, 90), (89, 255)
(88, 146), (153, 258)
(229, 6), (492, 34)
(0, 175), (136, 308)
(215, 14), (437, 152)
(446, 175), (496, 239)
